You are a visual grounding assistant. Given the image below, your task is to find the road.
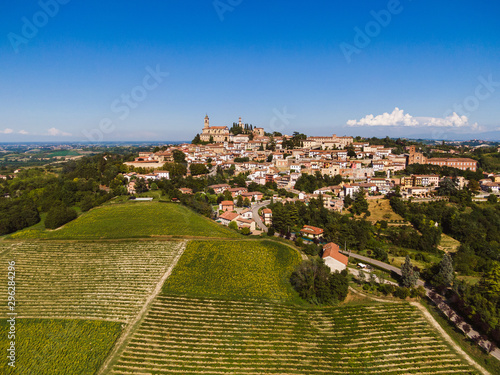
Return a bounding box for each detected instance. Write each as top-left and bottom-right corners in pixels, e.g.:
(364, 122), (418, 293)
(342, 251), (500, 361)
(251, 200), (270, 232)
(340, 251), (424, 286)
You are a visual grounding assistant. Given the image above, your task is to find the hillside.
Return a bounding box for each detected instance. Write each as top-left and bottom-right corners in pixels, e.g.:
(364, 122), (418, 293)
(8, 201), (239, 240)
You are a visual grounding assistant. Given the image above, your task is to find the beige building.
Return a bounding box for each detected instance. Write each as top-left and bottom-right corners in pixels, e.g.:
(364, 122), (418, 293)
(200, 115), (230, 143)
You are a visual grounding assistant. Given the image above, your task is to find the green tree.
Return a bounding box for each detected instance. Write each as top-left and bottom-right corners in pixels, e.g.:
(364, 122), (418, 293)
(350, 189), (369, 215)
(433, 253), (454, 288)
(191, 133), (202, 144)
(400, 255), (419, 288)
(438, 178), (458, 196)
(45, 204), (77, 229)
(236, 195), (243, 208)
(172, 150), (186, 164)
(240, 227), (251, 235)
(468, 179), (480, 192)
(488, 194), (498, 204)
(243, 197), (251, 207)
(228, 221), (238, 231)
(189, 163), (209, 176)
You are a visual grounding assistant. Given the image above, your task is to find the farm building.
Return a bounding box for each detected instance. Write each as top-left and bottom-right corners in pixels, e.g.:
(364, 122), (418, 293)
(322, 243), (348, 273)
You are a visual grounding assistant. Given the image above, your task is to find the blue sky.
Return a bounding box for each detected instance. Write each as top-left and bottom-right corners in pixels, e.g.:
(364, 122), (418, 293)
(1, 0), (499, 142)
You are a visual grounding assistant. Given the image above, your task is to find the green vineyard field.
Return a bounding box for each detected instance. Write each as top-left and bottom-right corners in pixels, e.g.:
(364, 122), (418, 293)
(161, 240), (303, 302)
(109, 296), (478, 374)
(0, 241), (184, 322)
(0, 318), (121, 375)
(8, 202), (239, 240)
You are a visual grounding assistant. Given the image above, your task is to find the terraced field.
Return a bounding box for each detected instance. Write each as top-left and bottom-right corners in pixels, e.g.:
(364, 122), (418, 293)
(0, 318), (121, 375)
(9, 201), (239, 239)
(0, 241), (185, 322)
(108, 295), (477, 375)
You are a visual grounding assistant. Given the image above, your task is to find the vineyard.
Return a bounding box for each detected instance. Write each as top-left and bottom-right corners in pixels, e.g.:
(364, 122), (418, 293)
(0, 318), (121, 375)
(108, 295), (477, 374)
(0, 241), (185, 322)
(9, 201), (239, 239)
(161, 240), (302, 302)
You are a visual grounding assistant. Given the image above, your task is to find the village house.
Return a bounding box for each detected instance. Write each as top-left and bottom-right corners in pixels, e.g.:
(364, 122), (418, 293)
(322, 243), (348, 273)
(300, 225), (324, 240)
(262, 208), (273, 226)
(219, 211), (239, 226)
(219, 200), (235, 212)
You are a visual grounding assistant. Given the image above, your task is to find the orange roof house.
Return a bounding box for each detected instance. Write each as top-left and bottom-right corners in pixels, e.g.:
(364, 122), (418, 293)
(300, 225), (324, 239)
(322, 243), (348, 272)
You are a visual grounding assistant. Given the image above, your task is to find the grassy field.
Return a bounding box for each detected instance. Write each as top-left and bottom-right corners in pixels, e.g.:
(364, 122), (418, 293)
(366, 198), (405, 222)
(0, 318), (121, 375)
(439, 233), (461, 253)
(108, 296), (477, 374)
(0, 241), (184, 322)
(8, 201), (239, 240)
(161, 240), (302, 302)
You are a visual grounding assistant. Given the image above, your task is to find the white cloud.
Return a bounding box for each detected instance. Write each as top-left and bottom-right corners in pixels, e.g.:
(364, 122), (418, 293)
(347, 107), (478, 128)
(347, 108), (418, 127)
(18, 130), (29, 135)
(0, 128), (14, 134)
(47, 127), (72, 136)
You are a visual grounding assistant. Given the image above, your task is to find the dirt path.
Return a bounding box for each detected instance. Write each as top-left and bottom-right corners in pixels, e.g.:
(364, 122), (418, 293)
(97, 240), (186, 375)
(410, 301), (490, 375)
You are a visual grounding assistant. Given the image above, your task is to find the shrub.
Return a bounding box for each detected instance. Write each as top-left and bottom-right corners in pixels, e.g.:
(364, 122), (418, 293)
(393, 286), (410, 299)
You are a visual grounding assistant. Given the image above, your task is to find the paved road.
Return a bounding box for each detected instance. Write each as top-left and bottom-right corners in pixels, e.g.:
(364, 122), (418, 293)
(343, 251), (500, 361)
(251, 200), (270, 232)
(340, 251), (425, 287)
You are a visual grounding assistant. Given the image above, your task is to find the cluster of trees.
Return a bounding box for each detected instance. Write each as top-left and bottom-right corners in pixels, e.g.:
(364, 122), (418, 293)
(290, 258), (348, 305)
(0, 154), (125, 234)
(294, 172), (343, 193)
(452, 264), (500, 346)
(282, 132), (307, 149)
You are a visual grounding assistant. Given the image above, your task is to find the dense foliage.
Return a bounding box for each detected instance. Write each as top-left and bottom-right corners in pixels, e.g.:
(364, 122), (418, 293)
(290, 258), (348, 304)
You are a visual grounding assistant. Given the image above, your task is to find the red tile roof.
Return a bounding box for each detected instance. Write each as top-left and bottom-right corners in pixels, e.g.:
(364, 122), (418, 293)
(220, 211), (238, 221)
(322, 243), (348, 266)
(300, 225), (324, 235)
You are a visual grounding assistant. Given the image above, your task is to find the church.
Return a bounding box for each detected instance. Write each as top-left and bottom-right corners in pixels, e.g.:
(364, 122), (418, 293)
(200, 115), (231, 143)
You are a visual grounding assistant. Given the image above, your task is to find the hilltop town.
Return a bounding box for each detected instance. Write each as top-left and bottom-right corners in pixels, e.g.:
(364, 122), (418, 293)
(121, 116), (489, 229)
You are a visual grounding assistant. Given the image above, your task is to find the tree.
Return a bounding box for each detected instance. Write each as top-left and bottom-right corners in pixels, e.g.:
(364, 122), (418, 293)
(400, 255), (419, 288)
(172, 150), (186, 164)
(468, 179), (480, 193)
(209, 135), (214, 144)
(488, 194), (498, 204)
(228, 221), (238, 231)
(134, 178), (148, 193)
(236, 195), (243, 207)
(438, 178), (458, 196)
(241, 227), (251, 235)
(191, 133), (202, 144)
(290, 258), (348, 304)
(45, 204), (78, 229)
(350, 189), (369, 215)
(433, 253), (454, 288)
(189, 163), (209, 176)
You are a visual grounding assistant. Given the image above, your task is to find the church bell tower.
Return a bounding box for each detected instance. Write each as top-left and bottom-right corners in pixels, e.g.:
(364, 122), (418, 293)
(204, 115), (209, 129)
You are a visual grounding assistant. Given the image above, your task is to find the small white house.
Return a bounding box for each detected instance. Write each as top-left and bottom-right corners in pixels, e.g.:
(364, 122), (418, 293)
(322, 243), (348, 273)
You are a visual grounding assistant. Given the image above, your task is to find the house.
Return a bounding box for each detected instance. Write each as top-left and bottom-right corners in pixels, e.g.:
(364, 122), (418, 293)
(228, 187), (248, 197)
(219, 211), (239, 226)
(262, 208), (273, 225)
(300, 225), (324, 240)
(179, 188), (193, 195)
(236, 217), (256, 231)
(209, 184), (231, 194)
(322, 243), (348, 273)
(239, 209), (253, 220)
(219, 200), (235, 212)
(154, 170), (170, 180)
(241, 191), (263, 202)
